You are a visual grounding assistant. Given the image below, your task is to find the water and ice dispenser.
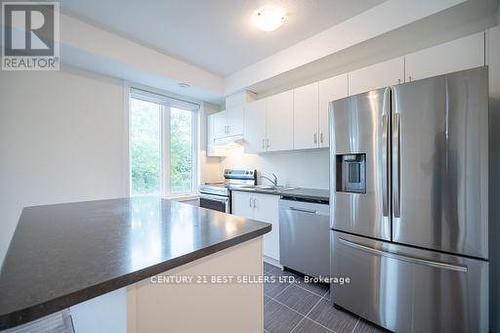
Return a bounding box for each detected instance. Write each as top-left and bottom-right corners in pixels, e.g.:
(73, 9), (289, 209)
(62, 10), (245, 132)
(336, 153), (366, 194)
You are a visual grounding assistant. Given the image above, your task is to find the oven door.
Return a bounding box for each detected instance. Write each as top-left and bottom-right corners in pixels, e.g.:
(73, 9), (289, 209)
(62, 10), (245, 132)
(199, 193), (230, 213)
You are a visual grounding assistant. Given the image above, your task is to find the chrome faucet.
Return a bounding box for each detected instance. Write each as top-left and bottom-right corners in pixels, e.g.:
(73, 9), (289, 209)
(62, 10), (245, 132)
(260, 173), (278, 187)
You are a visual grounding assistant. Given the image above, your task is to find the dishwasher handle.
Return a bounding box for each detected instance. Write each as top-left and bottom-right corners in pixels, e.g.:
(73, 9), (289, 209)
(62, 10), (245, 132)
(288, 206), (318, 214)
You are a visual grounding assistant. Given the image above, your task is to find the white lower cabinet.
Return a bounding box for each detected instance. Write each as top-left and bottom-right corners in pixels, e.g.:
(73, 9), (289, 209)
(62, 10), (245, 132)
(253, 193), (280, 261)
(231, 191), (280, 261)
(231, 191), (254, 218)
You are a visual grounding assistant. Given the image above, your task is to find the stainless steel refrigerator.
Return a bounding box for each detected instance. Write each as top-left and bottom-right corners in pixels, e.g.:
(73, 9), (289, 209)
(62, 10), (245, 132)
(329, 66), (489, 332)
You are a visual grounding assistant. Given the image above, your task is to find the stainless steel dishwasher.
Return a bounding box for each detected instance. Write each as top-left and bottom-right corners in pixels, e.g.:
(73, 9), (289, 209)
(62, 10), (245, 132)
(279, 196), (329, 278)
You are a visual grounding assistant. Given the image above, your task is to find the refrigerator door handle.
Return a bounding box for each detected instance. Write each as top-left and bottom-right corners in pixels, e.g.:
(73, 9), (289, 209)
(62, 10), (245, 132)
(338, 237), (468, 272)
(392, 112), (401, 218)
(382, 114), (389, 217)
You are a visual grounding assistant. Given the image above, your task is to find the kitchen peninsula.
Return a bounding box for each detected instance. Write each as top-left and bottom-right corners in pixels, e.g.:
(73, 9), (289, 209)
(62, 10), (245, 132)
(0, 197), (271, 332)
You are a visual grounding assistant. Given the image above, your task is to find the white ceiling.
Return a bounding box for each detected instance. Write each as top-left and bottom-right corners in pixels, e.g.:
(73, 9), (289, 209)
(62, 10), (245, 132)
(58, 0), (387, 76)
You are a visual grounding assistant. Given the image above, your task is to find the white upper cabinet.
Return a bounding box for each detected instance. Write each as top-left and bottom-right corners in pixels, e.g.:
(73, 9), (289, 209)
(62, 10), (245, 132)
(266, 90), (294, 152)
(293, 82), (319, 150)
(318, 74), (348, 148)
(226, 105), (244, 137)
(212, 111), (228, 139)
(349, 57), (404, 96)
(211, 107), (245, 141)
(244, 98), (267, 154)
(206, 113), (226, 157)
(237, 33), (487, 156)
(278, 75), (348, 152)
(405, 32), (484, 82)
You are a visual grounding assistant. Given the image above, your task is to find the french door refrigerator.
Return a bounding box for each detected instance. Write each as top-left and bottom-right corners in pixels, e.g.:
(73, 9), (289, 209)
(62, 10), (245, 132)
(329, 66), (489, 332)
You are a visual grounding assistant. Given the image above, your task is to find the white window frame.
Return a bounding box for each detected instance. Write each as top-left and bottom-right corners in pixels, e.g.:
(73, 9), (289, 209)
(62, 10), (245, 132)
(127, 85), (200, 199)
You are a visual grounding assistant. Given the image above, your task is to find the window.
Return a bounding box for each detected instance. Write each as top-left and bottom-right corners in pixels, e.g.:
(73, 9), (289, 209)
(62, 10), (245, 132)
(129, 98), (161, 195)
(129, 88), (199, 197)
(170, 107), (193, 193)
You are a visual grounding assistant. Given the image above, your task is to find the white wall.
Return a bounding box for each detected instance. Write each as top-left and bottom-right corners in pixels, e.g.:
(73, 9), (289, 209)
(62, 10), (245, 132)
(220, 146), (329, 189)
(0, 67), (129, 265)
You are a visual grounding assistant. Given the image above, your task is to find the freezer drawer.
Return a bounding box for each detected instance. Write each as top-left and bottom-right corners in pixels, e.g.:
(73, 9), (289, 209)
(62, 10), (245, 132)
(331, 231), (488, 332)
(279, 199), (329, 277)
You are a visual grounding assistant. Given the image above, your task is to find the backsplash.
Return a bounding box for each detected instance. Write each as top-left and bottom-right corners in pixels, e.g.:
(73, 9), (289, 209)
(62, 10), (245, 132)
(220, 146), (329, 189)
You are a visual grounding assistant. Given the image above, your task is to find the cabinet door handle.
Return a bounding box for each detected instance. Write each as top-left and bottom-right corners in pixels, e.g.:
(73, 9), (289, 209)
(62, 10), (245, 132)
(320, 132), (324, 144)
(313, 133), (317, 144)
(249, 197), (252, 207)
(408, 76), (413, 82)
(252, 198), (257, 208)
(262, 139), (265, 149)
(267, 139), (270, 148)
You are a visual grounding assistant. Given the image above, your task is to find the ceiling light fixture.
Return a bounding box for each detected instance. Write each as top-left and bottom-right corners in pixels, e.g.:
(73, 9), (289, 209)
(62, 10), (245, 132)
(252, 5), (286, 32)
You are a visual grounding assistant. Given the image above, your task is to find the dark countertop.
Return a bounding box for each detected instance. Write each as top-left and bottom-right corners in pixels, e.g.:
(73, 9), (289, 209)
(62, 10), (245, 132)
(230, 186), (329, 203)
(0, 197), (271, 330)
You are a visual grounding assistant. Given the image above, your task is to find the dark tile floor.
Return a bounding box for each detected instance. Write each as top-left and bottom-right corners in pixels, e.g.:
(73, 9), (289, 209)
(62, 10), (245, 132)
(263, 262), (387, 333)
